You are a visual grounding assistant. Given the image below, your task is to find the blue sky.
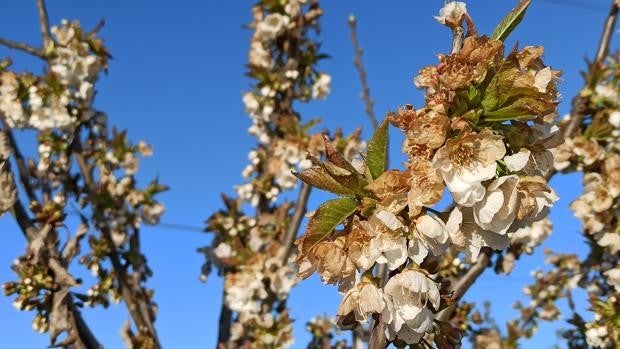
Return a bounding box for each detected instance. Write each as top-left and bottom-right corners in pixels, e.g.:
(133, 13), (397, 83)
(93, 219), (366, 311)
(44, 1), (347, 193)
(0, 1), (617, 348)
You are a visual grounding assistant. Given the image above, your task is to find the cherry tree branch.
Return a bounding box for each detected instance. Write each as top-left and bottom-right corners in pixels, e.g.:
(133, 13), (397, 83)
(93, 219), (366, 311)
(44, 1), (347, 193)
(281, 182), (312, 262)
(348, 15), (378, 129)
(2, 122), (38, 204)
(8, 177), (101, 348)
(0, 38), (45, 58)
(35, 0), (52, 46)
(72, 139), (161, 348)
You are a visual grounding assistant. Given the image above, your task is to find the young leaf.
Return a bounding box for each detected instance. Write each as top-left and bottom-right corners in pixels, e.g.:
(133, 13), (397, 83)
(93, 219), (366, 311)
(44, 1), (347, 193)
(490, 0), (532, 42)
(302, 197), (358, 254)
(366, 117), (389, 179)
(293, 166), (359, 197)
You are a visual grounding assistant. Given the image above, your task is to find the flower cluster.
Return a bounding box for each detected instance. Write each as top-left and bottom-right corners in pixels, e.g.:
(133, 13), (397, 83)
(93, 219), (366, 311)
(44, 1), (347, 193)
(0, 19), (165, 347)
(202, 1), (367, 347)
(466, 51), (620, 348)
(238, 0), (340, 207)
(0, 20), (105, 130)
(293, 3), (562, 346)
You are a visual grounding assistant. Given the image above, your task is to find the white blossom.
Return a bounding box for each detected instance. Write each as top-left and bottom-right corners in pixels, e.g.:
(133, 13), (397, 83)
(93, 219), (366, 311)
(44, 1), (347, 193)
(256, 13), (290, 41)
(312, 73), (331, 99)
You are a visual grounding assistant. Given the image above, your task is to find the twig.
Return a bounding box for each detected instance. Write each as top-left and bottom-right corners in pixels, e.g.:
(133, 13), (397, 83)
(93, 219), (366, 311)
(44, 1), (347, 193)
(35, 0), (52, 46)
(2, 121), (38, 205)
(281, 183), (311, 262)
(0, 38), (45, 58)
(562, 0), (618, 138)
(435, 248), (492, 322)
(88, 19), (106, 36)
(217, 282), (233, 347)
(348, 15), (378, 129)
(72, 139), (161, 348)
(437, 0), (619, 323)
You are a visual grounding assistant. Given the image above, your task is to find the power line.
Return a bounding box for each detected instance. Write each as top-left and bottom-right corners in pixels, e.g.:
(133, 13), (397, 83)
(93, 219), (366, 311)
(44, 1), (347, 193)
(153, 222), (204, 233)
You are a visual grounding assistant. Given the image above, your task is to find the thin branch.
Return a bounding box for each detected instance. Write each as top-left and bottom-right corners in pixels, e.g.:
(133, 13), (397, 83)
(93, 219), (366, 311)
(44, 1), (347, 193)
(217, 283), (233, 346)
(435, 248), (493, 322)
(563, 0), (618, 137)
(348, 15), (378, 129)
(35, 0), (52, 46)
(2, 122), (39, 205)
(0, 38), (45, 58)
(88, 19), (106, 37)
(72, 138), (161, 348)
(281, 183), (311, 262)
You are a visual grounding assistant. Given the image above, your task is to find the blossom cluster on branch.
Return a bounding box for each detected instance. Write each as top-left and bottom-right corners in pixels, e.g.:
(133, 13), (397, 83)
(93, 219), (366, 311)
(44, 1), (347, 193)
(292, 2), (566, 347)
(0, 18), (165, 348)
(201, 1), (365, 348)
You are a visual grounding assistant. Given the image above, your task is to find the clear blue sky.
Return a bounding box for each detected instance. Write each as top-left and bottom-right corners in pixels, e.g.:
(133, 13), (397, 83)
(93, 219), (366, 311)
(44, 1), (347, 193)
(0, 1), (617, 348)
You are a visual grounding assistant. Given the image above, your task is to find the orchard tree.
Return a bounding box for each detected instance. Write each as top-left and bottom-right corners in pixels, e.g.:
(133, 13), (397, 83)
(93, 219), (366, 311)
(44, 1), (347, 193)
(1, 0), (619, 349)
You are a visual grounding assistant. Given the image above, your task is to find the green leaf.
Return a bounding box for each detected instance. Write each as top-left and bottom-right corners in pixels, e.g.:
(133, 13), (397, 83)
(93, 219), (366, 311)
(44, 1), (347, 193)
(293, 166), (359, 197)
(303, 197), (358, 254)
(490, 0), (532, 42)
(366, 117), (389, 179)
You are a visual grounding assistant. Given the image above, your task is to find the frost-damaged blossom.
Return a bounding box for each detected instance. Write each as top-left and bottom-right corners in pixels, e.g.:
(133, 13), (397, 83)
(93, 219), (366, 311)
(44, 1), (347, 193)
(292, 3), (562, 346)
(480, 53), (620, 348)
(337, 277), (387, 325)
(382, 269), (440, 343)
(434, 2), (467, 28)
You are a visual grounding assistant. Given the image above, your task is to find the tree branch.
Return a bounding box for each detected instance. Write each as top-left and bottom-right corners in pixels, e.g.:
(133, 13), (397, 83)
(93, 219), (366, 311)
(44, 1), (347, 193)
(72, 139), (161, 348)
(348, 15), (378, 129)
(280, 183), (311, 263)
(217, 282), (233, 347)
(2, 122), (39, 204)
(0, 38), (45, 58)
(35, 0), (52, 46)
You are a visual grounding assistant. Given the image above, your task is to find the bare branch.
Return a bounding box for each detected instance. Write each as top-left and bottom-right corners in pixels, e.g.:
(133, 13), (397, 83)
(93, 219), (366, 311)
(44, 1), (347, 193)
(348, 15), (378, 129)
(280, 183), (311, 262)
(0, 38), (45, 58)
(217, 283), (233, 346)
(563, 0), (618, 137)
(1, 121), (39, 205)
(35, 0), (52, 46)
(595, 0), (619, 63)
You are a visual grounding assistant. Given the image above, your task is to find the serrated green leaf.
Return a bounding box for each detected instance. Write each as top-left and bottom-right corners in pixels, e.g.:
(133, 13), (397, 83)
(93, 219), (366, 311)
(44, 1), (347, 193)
(491, 0), (532, 42)
(293, 166), (359, 197)
(303, 197), (358, 254)
(366, 117), (389, 179)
